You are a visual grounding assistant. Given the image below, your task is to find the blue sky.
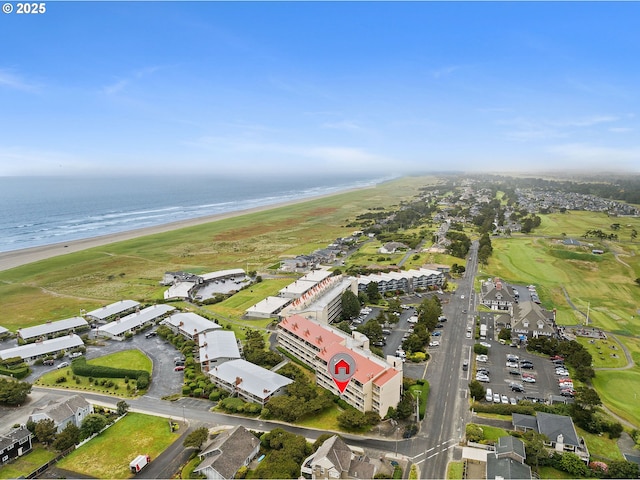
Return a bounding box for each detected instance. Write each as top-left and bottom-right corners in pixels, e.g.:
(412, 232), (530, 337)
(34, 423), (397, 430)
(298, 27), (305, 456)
(1, 1), (639, 176)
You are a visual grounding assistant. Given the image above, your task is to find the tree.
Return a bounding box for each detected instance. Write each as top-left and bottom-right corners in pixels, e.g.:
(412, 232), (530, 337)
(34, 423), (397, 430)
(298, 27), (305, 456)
(183, 427), (209, 449)
(53, 423), (81, 451)
(334, 321), (352, 334)
(468, 380), (485, 402)
(465, 424), (483, 442)
(340, 290), (361, 320)
(522, 430), (548, 469)
(574, 386), (601, 410)
(337, 409), (368, 430)
(365, 282), (381, 303)
(0, 378), (31, 406)
(607, 460), (640, 479)
(357, 320), (383, 343)
(34, 419), (57, 445)
(116, 400), (129, 416)
(560, 452), (590, 477)
(80, 413), (108, 439)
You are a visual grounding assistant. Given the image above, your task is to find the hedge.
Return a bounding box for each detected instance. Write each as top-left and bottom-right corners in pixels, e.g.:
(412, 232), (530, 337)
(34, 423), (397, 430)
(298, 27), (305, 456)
(0, 365), (31, 379)
(71, 358), (150, 388)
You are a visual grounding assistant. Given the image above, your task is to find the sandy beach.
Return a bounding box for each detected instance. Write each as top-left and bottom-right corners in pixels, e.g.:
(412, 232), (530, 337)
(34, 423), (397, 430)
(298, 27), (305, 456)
(0, 187), (370, 272)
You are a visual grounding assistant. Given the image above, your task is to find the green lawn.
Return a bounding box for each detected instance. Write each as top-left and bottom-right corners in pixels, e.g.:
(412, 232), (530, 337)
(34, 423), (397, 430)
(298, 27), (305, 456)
(0, 444), (57, 479)
(56, 413), (179, 478)
(575, 337), (627, 369)
(295, 404), (342, 431)
(88, 349), (153, 372)
(35, 350), (153, 397)
(480, 425), (509, 442)
(577, 426), (624, 461)
(591, 369), (640, 427)
(446, 461), (463, 480)
(536, 466), (577, 479)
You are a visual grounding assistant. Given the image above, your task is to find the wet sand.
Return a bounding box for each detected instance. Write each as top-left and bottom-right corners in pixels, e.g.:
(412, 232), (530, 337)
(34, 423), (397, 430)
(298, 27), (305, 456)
(0, 187), (369, 272)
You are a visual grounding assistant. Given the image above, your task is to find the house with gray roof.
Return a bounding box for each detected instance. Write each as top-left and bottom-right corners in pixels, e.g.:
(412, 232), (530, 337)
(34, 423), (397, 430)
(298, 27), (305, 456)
(301, 435), (379, 480)
(193, 426), (260, 480)
(29, 394), (93, 433)
(0, 334), (84, 363)
(85, 300), (140, 323)
(17, 317), (88, 343)
(0, 326), (10, 339)
(487, 436), (532, 479)
(207, 359), (293, 406)
(480, 278), (515, 311)
(0, 425), (32, 465)
(511, 301), (557, 339)
(163, 312), (221, 340)
(512, 412), (588, 462)
(97, 304), (175, 340)
(198, 330), (241, 372)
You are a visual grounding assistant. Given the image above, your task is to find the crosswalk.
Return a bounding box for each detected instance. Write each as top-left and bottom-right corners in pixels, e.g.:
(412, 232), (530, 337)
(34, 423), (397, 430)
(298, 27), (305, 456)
(411, 438), (458, 464)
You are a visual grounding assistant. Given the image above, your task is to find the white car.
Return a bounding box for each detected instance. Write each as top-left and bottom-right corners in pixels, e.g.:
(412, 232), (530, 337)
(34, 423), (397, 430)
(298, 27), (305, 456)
(480, 342), (491, 348)
(476, 354), (488, 362)
(466, 331), (472, 339)
(429, 341), (440, 347)
(506, 361), (519, 368)
(501, 395), (509, 404)
(476, 374), (490, 383)
(510, 397), (517, 405)
(522, 376), (536, 383)
(493, 393), (500, 403)
(461, 295), (465, 299)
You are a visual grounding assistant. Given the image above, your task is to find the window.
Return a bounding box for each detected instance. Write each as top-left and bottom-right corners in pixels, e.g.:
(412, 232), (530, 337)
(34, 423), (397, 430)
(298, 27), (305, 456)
(2, 455), (8, 462)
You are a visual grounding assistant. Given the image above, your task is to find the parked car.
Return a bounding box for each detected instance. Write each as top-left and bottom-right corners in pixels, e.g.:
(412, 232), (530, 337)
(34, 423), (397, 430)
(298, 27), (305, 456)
(476, 355), (488, 363)
(485, 388), (493, 402)
(522, 376), (536, 383)
(174, 365), (185, 371)
(466, 332), (472, 339)
(69, 352), (83, 359)
(476, 374), (490, 383)
(521, 363), (534, 369)
(477, 368), (490, 375)
(435, 323), (444, 328)
(501, 395), (509, 404)
(511, 384), (525, 393)
(479, 342), (491, 348)
(507, 354), (519, 361)
(57, 362), (69, 369)
(510, 397), (517, 405)
(432, 331), (442, 336)
(145, 331), (157, 338)
(43, 359), (55, 366)
(506, 361), (519, 368)
(509, 369), (521, 376)
(462, 360), (469, 371)
(493, 393), (501, 403)
(429, 341), (440, 347)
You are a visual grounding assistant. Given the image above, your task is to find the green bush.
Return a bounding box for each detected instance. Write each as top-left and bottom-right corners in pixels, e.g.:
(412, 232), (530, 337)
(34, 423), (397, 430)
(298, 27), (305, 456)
(71, 357), (150, 389)
(182, 386), (191, 395)
(193, 388), (203, 397)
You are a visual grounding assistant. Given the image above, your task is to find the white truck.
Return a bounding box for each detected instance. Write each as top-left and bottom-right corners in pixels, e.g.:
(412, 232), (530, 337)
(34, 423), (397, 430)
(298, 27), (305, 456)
(480, 324), (487, 339)
(130, 454), (150, 474)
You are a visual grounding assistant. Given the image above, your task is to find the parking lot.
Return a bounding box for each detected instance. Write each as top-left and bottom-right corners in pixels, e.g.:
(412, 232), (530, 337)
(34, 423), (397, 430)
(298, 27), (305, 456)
(473, 334), (572, 405)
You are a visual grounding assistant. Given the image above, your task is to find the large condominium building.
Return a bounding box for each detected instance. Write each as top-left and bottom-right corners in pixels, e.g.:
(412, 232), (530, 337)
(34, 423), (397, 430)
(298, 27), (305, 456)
(357, 268), (444, 294)
(277, 315), (402, 417)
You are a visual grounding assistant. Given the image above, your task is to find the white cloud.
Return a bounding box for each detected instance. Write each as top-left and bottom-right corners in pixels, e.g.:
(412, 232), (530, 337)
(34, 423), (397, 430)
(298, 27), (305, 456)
(321, 120), (364, 132)
(0, 69), (40, 92)
(102, 66), (164, 95)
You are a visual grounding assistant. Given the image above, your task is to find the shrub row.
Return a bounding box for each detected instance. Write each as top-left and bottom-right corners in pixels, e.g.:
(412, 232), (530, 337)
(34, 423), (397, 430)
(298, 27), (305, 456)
(71, 358), (150, 389)
(0, 365), (30, 379)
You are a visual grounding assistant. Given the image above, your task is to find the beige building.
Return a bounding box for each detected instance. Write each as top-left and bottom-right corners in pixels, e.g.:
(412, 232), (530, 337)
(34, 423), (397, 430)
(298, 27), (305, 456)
(277, 315), (402, 417)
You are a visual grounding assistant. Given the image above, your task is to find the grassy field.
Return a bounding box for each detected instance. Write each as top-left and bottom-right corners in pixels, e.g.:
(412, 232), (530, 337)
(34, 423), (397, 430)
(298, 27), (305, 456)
(446, 461), (463, 480)
(484, 235), (640, 335)
(479, 425), (509, 442)
(0, 445), (57, 479)
(0, 177), (434, 331)
(56, 413), (179, 478)
(575, 337), (627, 369)
(592, 370), (640, 426)
(35, 350), (153, 397)
(536, 466), (576, 479)
(577, 426), (624, 461)
(295, 404), (342, 431)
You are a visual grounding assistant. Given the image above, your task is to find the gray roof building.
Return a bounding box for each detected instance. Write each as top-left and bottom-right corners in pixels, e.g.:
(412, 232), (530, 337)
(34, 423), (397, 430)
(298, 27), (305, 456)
(29, 394), (93, 433)
(511, 301), (556, 338)
(163, 312), (221, 340)
(512, 412), (587, 461)
(17, 317), (88, 342)
(486, 436), (531, 480)
(194, 426), (260, 480)
(207, 359), (293, 406)
(301, 435), (378, 480)
(97, 304), (175, 339)
(0, 334), (84, 362)
(85, 300), (140, 322)
(0, 425), (32, 465)
(198, 330), (241, 371)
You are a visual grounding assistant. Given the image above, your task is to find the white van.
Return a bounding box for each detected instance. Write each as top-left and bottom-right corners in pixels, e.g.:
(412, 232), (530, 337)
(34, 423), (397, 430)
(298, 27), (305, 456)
(485, 388), (493, 402)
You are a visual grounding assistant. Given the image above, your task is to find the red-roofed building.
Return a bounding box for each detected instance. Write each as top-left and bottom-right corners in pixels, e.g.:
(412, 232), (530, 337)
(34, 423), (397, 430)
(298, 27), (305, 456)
(278, 315), (402, 417)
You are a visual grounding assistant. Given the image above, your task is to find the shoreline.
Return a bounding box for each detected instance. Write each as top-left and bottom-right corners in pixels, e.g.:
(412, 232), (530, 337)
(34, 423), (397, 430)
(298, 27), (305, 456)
(0, 186), (372, 272)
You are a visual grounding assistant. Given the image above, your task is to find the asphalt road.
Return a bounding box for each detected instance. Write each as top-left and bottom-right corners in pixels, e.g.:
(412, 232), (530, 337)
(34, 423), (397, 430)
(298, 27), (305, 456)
(411, 240), (480, 479)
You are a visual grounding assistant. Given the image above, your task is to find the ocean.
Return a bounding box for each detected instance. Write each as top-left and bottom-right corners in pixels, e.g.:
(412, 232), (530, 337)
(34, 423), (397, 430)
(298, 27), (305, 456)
(0, 174), (389, 253)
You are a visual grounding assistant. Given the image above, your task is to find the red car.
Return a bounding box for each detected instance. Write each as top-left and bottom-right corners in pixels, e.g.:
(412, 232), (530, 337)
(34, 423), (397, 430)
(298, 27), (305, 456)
(174, 365), (185, 371)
